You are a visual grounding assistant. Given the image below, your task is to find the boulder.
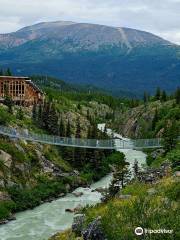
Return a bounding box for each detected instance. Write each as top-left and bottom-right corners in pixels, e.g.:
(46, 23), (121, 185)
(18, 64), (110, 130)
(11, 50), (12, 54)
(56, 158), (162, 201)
(0, 191), (11, 201)
(7, 214), (16, 221)
(94, 187), (106, 193)
(58, 193), (65, 197)
(147, 188), (157, 196)
(73, 192), (83, 197)
(74, 204), (83, 213)
(73, 170), (80, 176)
(174, 171), (180, 177)
(14, 163), (25, 172)
(0, 179), (5, 188)
(15, 144), (25, 153)
(0, 150), (12, 168)
(65, 204), (82, 213)
(116, 194), (131, 200)
(65, 184), (71, 192)
(82, 216), (106, 240)
(65, 208), (75, 213)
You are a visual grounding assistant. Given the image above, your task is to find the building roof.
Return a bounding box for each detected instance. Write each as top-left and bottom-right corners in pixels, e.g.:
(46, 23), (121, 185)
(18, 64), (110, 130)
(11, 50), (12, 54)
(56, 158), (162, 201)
(0, 76), (43, 94)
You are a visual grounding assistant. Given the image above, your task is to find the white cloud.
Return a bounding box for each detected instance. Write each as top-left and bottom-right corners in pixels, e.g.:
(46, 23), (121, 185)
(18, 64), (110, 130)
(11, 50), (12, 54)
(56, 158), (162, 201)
(0, 0), (180, 44)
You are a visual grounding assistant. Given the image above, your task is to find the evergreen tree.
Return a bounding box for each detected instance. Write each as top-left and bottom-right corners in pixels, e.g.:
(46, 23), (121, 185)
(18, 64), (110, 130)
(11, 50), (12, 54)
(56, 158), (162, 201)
(133, 159), (139, 178)
(47, 103), (59, 134)
(59, 117), (65, 136)
(75, 117), (81, 138)
(32, 103), (37, 121)
(163, 120), (179, 152)
(143, 91), (148, 105)
(152, 108), (158, 131)
(155, 87), (161, 100)
(6, 68), (12, 76)
(0, 69), (3, 76)
(17, 107), (24, 120)
(161, 90), (167, 102)
(66, 119), (71, 137)
(38, 104), (42, 122)
(108, 154), (131, 197)
(175, 87), (180, 105)
(41, 101), (50, 128)
(4, 95), (13, 113)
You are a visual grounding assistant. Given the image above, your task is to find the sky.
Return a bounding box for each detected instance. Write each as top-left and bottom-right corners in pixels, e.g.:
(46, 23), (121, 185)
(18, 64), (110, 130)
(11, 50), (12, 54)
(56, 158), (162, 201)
(0, 0), (180, 44)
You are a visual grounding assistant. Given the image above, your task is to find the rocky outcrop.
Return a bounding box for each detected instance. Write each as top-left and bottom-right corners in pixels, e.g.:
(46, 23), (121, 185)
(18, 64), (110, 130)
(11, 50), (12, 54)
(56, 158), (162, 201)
(137, 161), (171, 184)
(0, 191), (11, 201)
(113, 100), (175, 138)
(0, 150), (12, 168)
(72, 214), (85, 235)
(82, 216), (106, 240)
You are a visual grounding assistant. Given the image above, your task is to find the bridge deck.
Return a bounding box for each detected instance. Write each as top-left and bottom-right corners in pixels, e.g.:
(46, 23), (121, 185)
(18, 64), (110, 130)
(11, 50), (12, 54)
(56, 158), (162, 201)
(0, 126), (165, 150)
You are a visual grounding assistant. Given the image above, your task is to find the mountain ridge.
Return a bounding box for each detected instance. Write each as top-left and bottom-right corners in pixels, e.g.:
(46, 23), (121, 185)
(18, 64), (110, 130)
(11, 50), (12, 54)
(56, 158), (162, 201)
(0, 21), (179, 95)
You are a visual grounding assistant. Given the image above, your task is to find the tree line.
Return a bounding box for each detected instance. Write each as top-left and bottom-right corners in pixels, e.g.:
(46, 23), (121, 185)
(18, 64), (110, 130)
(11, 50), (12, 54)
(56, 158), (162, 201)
(0, 68), (12, 76)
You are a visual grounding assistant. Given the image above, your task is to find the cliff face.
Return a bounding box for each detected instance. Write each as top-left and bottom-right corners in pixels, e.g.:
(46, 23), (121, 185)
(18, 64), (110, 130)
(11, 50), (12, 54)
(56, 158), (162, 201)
(112, 100), (179, 139)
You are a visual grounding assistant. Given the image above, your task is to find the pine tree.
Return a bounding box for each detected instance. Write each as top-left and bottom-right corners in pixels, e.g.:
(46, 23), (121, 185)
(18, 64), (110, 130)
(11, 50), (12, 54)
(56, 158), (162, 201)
(109, 158), (131, 197)
(32, 103), (37, 121)
(0, 69), (3, 76)
(6, 68), (12, 76)
(47, 103), (59, 134)
(143, 91), (148, 105)
(175, 87), (180, 105)
(41, 101), (50, 128)
(75, 117), (81, 138)
(59, 117), (65, 136)
(152, 108), (158, 131)
(38, 104), (42, 122)
(66, 119), (71, 137)
(17, 107), (24, 120)
(161, 90), (167, 102)
(4, 95), (13, 113)
(155, 87), (161, 100)
(133, 159), (139, 178)
(163, 120), (179, 152)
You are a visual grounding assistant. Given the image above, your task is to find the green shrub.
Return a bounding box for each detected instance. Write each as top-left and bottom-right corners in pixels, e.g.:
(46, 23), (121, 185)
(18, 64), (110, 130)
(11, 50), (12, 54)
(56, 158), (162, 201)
(0, 201), (16, 220)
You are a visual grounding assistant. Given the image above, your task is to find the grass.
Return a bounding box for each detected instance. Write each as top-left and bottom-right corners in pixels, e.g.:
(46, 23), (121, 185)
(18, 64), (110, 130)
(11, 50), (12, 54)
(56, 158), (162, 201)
(80, 177), (180, 240)
(49, 229), (80, 240)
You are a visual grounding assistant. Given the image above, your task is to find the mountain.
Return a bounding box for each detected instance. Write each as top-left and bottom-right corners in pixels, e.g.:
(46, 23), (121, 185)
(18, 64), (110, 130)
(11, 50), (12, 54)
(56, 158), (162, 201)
(0, 21), (180, 95)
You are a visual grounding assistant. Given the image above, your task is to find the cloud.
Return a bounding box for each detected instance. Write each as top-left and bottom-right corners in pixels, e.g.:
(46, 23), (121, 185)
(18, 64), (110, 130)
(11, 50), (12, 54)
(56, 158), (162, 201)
(0, 0), (180, 44)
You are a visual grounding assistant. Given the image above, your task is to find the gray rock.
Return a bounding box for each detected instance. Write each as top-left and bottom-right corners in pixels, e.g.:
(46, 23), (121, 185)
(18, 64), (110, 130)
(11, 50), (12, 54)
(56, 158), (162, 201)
(73, 170), (80, 176)
(65, 184), (71, 192)
(73, 192), (83, 197)
(0, 150), (12, 168)
(82, 216), (106, 240)
(6, 180), (18, 188)
(0, 191), (11, 201)
(174, 171), (180, 177)
(147, 188), (157, 196)
(15, 144), (25, 153)
(14, 163), (25, 172)
(0, 179), (5, 188)
(72, 214), (85, 235)
(94, 187), (106, 193)
(116, 194), (131, 200)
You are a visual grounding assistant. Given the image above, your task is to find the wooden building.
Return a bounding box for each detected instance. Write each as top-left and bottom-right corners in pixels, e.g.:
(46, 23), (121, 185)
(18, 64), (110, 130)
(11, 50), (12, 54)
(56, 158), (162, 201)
(0, 76), (44, 106)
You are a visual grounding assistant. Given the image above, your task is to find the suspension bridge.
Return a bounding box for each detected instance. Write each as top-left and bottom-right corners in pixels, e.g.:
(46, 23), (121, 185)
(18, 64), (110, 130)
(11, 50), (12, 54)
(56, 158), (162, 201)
(0, 125), (168, 150)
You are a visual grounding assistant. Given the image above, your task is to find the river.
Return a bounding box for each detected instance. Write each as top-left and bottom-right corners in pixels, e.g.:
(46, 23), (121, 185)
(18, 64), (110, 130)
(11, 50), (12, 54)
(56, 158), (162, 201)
(0, 125), (146, 240)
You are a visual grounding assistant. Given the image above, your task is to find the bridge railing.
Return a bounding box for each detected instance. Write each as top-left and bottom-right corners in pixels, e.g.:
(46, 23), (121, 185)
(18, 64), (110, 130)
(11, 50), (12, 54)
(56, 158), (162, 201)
(0, 125), (178, 149)
(0, 125), (115, 149)
(133, 138), (163, 149)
